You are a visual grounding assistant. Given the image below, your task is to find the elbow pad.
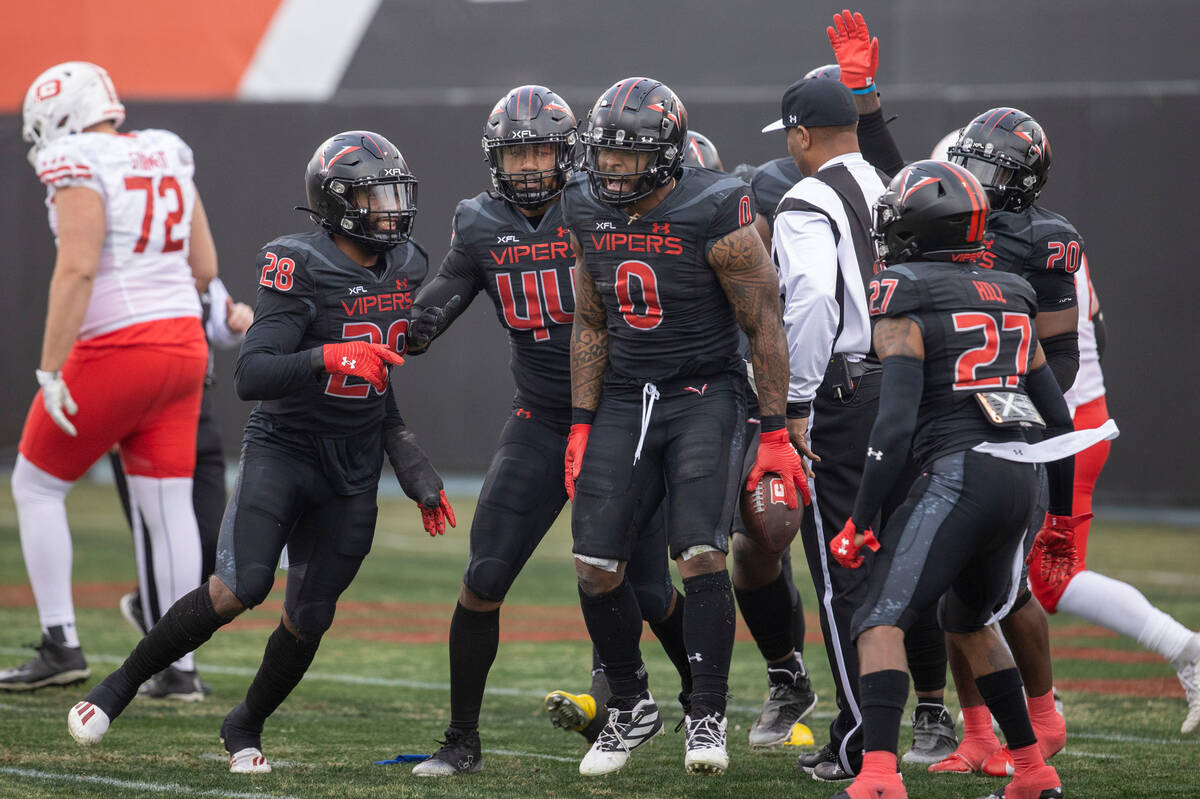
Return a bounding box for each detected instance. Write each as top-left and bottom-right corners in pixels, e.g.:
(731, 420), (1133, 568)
(1040, 331), (1079, 392)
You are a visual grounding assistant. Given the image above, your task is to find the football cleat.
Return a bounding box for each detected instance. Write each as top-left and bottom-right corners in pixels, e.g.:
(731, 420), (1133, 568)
(828, 773), (907, 799)
(975, 765), (1063, 799)
(929, 750), (987, 774)
(748, 655), (818, 749)
(684, 712), (729, 775)
(119, 591), (149, 636)
(229, 747), (271, 774)
(67, 700), (110, 745)
(579, 694), (663, 776)
(1175, 645), (1200, 734)
(139, 665), (207, 702)
(411, 727), (482, 776)
(544, 690), (597, 732)
(903, 703), (958, 765)
(812, 758), (856, 782)
(797, 742), (839, 774)
(0, 635), (90, 691)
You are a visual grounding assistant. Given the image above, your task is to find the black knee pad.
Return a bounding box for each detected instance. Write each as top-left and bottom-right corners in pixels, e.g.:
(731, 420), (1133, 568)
(234, 563), (277, 609)
(464, 555), (517, 603)
(285, 596), (337, 639)
(632, 576), (673, 622)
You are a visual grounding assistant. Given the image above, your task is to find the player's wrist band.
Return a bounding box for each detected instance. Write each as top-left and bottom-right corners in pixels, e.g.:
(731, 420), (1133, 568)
(850, 82), (876, 95)
(571, 407), (596, 426)
(760, 414), (785, 433)
(786, 402), (811, 420)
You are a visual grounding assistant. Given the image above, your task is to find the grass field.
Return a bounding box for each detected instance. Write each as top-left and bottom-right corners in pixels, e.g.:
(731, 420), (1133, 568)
(0, 479), (1197, 798)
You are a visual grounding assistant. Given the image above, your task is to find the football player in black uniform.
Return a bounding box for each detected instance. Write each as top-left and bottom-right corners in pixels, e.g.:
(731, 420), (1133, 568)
(564, 77), (805, 777)
(402, 85), (694, 776)
(67, 131), (454, 772)
(827, 160), (1071, 799)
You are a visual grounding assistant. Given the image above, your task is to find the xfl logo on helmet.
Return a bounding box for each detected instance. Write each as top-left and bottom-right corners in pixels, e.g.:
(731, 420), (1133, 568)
(510, 129), (535, 138)
(381, 168), (405, 176)
(36, 80), (61, 101)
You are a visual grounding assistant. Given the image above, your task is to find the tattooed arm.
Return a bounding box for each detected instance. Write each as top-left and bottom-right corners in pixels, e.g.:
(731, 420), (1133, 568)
(849, 316), (925, 530)
(570, 233), (608, 414)
(709, 223), (789, 418)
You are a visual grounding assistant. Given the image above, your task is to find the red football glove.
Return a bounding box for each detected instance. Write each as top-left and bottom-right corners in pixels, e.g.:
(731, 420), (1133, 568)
(830, 518), (880, 569)
(1030, 512), (1093, 584)
(827, 9), (879, 92)
(564, 423), (591, 502)
(420, 490), (456, 537)
(746, 428), (809, 509)
(322, 341), (404, 392)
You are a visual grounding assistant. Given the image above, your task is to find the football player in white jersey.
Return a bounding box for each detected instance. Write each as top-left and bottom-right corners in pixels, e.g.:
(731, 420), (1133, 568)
(1027, 258), (1200, 735)
(0, 62), (214, 692)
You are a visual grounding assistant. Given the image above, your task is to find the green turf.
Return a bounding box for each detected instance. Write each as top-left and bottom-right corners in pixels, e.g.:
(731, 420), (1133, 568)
(0, 480), (1197, 798)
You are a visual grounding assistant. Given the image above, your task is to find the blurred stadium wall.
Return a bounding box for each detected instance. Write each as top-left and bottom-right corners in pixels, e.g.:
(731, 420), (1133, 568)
(2, 0), (1197, 506)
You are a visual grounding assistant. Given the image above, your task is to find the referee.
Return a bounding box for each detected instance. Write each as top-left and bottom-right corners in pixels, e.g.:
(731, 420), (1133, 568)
(765, 78), (908, 782)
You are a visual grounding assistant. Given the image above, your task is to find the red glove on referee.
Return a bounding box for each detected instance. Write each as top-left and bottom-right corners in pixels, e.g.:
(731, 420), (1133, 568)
(827, 9), (879, 92)
(830, 518), (880, 569)
(564, 423), (591, 501)
(746, 428), (810, 510)
(322, 341), (404, 392)
(420, 490), (457, 537)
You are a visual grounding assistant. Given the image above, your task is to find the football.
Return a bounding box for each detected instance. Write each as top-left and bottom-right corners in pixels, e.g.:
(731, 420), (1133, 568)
(741, 472), (802, 555)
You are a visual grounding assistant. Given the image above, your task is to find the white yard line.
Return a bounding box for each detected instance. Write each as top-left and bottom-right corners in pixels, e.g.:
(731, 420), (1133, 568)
(0, 767), (298, 799)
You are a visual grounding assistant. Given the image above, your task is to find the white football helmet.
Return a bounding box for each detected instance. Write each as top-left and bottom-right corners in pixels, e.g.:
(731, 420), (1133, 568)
(22, 61), (125, 164)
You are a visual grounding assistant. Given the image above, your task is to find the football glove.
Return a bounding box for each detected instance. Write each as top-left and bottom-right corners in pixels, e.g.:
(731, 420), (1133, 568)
(420, 490), (456, 537)
(321, 341), (404, 392)
(564, 423), (591, 502)
(746, 428), (810, 510)
(830, 518), (880, 569)
(1031, 512), (1093, 585)
(407, 295), (463, 353)
(827, 9), (879, 92)
(36, 369), (78, 437)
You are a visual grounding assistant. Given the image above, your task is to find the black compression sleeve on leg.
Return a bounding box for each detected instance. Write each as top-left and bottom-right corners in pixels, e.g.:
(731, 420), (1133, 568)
(647, 591), (694, 699)
(682, 571), (736, 716)
(1026, 363), (1076, 516)
(860, 669), (909, 754)
(975, 667), (1036, 750)
(734, 571), (795, 663)
(850, 356), (924, 529)
(905, 605), (947, 694)
(579, 580), (648, 704)
(449, 603), (500, 731)
(1040, 331), (1080, 393)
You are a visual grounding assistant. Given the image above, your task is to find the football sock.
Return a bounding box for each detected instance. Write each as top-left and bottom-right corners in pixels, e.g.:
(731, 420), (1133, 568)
(45, 623), (79, 650)
(448, 602), (499, 731)
(844, 752), (905, 799)
(1059, 570), (1197, 664)
(954, 703), (1001, 766)
(767, 649), (808, 687)
(647, 591), (694, 697)
(1027, 688), (1066, 757)
(12, 455), (77, 641)
(241, 622), (321, 732)
(976, 668), (1036, 750)
(1009, 743), (1060, 793)
(578, 580), (647, 704)
(734, 570), (794, 662)
(85, 582), (226, 718)
(779, 551), (806, 653)
(127, 475), (203, 673)
(859, 669), (908, 754)
(681, 570), (735, 716)
(905, 605), (947, 694)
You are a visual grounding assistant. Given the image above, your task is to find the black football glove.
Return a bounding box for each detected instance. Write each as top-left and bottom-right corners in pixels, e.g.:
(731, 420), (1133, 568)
(407, 295), (462, 353)
(383, 424), (444, 507)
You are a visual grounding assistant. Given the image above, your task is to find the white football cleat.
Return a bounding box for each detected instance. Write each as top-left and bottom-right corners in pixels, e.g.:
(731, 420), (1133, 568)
(684, 712), (729, 775)
(229, 747), (272, 773)
(1177, 648), (1200, 734)
(579, 694), (662, 776)
(67, 700), (110, 745)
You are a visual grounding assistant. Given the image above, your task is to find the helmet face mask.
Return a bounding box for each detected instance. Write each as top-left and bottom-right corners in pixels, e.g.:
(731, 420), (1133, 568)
(22, 61), (125, 165)
(947, 107), (1050, 212)
(583, 77), (687, 207)
(872, 160), (990, 269)
(482, 85), (577, 208)
(305, 131), (417, 253)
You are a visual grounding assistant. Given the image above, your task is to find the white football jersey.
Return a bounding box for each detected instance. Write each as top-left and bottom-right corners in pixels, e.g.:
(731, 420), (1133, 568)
(36, 129), (202, 339)
(1064, 253), (1105, 410)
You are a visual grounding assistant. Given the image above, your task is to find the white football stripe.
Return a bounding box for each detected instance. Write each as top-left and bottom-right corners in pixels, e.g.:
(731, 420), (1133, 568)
(0, 767), (295, 799)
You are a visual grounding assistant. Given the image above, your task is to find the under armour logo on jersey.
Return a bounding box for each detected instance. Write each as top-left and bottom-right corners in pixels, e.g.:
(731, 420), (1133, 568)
(341, 357), (357, 369)
(867, 447), (883, 461)
(836, 540), (850, 555)
(652, 222), (670, 234)
(348, 285), (367, 295)
(497, 234), (519, 244)
(556, 226), (568, 238)
(684, 384), (708, 396)
(396, 278), (408, 291)
(688, 652), (704, 663)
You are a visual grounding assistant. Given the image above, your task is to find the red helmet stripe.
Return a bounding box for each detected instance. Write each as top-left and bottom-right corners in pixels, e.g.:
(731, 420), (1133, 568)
(326, 145), (361, 170)
(361, 132), (384, 157)
(618, 78), (640, 114)
(944, 162), (986, 241)
(987, 109), (1016, 132)
(688, 137), (704, 166)
(899, 176), (940, 203)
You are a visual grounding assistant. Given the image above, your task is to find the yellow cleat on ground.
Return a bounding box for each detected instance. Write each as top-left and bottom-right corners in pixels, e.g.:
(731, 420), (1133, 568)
(544, 690), (597, 732)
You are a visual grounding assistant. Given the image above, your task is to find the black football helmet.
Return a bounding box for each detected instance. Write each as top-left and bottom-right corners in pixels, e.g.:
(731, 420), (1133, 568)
(683, 130), (724, 171)
(583, 77), (687, 206)
(803, 64), (842, 80)
(872, 159), (990, 267)
(482, 85), (577, 208)
(947, 107), (1050, 212)
(303, 130), (417, 252)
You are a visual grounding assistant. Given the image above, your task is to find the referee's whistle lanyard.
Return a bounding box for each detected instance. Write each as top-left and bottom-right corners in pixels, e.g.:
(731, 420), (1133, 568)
(633, 382), (661, 465)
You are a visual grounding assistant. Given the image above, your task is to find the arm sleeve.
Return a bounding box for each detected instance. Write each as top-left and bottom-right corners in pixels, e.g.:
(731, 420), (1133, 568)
(383, 387), (405, 431)
(850, 355), (924, 529)
(1040, 330), (1080, 392)
(1026, 362), (1076, 516)
(411, 246), (480, 324)
(856, 108), (906, 179)
(233, 263), (320, 400)
(773, 206), (840, 404)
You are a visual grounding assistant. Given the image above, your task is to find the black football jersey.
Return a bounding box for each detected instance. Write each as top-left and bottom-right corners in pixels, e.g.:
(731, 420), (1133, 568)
(868, 261), (1039, 467)
(561, 167), (755, 384)
(238, 231), (427, 462)
(413, 192), (575, 423)
(750, 156), (803, 228)
(978, 205), (1082, 314)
